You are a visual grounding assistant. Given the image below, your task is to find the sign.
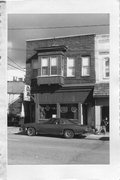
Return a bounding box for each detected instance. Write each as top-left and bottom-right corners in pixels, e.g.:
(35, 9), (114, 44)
(24, 85), (31, 101)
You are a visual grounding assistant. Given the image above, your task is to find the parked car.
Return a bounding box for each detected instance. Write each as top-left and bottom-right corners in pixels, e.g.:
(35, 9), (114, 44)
(19, 118), (93, 138)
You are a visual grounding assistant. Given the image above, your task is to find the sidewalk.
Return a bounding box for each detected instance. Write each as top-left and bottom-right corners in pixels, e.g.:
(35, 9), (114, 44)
(7, 127), (20, 134)
(85, 132), (109, 140)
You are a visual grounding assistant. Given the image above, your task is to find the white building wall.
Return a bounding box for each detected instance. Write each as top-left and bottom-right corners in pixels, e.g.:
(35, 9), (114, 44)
(95, 106), (101, 130)
(7, 69), (25, 81)
(95, 34), (109, 83)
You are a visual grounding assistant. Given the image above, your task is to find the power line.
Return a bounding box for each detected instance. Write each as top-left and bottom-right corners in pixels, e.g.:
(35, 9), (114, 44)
(8, 47), (35, 52)
(8, 56), (25, 70)
(8, 24), (109, 30)
(8, 63), (26, 72)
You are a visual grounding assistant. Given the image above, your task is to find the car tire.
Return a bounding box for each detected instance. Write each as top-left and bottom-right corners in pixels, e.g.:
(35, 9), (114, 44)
(64, 129), (74, 138)
(27, 127), (36, 136)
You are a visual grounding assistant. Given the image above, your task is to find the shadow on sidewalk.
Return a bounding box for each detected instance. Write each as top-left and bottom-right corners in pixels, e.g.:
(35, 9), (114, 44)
(99, 137), (109, 141)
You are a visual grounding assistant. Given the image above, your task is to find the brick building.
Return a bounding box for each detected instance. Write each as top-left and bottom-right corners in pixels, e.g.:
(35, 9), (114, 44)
(26, 34), (96, 127)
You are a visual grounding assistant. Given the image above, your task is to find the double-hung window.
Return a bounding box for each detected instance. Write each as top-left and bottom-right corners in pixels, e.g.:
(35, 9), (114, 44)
(32, 59), (38, 78)
(41, 57), (49, 76)
(50, 57), (58, 75)
(81, 56), (90, 76)
(103, 57), (109, 78)
(67, 58), (75, 77)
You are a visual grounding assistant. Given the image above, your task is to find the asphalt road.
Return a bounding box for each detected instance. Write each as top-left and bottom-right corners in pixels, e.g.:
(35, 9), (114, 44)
(8, 128), (109, 165)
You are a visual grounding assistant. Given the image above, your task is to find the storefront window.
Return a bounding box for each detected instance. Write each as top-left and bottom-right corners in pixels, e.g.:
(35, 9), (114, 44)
(60, 104), (78, 119)
(39, 104), (57, 119)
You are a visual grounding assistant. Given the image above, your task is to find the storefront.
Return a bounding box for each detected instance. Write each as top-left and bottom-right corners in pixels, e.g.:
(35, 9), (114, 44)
(33, 85), (95, 126)
(94, 83), (109, 131)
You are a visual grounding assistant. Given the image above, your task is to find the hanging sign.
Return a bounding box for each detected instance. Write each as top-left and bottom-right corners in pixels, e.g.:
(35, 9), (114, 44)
(23, 85), (31, 101)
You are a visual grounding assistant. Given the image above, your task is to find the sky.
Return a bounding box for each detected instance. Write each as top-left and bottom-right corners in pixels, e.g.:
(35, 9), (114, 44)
(8, 14), (109, 71)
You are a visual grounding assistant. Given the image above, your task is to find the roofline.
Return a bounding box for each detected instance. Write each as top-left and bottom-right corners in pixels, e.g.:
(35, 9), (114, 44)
(95, 34), (109, 37)
(26, 33), (96, 42)
(93, 95), (109, 98)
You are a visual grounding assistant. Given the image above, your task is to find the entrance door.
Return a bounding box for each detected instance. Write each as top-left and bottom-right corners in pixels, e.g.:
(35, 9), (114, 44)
(82, 104), (87, 125)
(101, 106), (109, 132)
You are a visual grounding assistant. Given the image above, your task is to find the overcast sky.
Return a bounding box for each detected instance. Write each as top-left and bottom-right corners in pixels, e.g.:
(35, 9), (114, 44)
(8, 14), (109, 70)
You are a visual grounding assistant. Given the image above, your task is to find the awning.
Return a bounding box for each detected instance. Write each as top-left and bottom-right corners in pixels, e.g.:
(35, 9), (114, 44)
(38, 86), (93, 104)
(93, 83), (109, 97)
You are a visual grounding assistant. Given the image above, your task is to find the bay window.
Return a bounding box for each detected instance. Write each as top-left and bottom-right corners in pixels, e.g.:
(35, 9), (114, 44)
(50, 57), (58, 75)
(41, 57), (49, 76)
(32, 59), (38, 78)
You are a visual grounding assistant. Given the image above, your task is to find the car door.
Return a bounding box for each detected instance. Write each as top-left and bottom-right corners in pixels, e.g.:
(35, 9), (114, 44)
(44, 119), (60, 135)
(36, 122), (48, 134)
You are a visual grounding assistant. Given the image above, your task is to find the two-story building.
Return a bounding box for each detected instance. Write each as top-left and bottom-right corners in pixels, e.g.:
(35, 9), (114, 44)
(26, 34), (96, 127)
(94, 34), (109, 131)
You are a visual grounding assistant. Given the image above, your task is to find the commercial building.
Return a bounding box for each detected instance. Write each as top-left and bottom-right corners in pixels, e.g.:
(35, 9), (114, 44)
(25, 34), (109, 131)
(26, 34), (96, 126)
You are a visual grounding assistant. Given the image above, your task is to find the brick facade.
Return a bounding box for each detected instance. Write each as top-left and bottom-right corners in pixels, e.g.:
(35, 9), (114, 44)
(26, 34), (95, 87)
(25, 34), (95, 125)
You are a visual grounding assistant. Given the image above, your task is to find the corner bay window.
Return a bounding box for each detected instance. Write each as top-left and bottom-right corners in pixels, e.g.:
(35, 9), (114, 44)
(50, 57), (58, 75)
(32, 59), (38, 78)
(81, 56), (90, 76)
(41, 56), (59, 76)
(41, 57), (49, 76)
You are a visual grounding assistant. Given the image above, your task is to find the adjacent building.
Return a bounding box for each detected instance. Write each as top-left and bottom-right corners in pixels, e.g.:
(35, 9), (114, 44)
(25, 34), (109, 131)
(7, 70), (25, 125)
(94, 34), (109, 131)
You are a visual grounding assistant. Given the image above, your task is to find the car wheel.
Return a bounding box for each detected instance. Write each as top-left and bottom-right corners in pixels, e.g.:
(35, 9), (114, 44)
(27, 127), (36, 136)
(64, 129), (74, 138)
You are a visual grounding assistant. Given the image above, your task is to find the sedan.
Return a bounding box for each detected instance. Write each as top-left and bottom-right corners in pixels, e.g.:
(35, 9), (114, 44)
(20, 118), (92, 138)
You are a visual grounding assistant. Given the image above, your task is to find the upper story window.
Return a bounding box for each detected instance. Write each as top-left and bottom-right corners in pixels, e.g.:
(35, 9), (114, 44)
(50, 57), (58, 75)
(41, 57), (49, 76)
(32, 59), (38, 78)
(67, 58), (75, 77)
(81, 56), (90, 76)
(103, 57), (109, 78)
(41, 56), (60, 76)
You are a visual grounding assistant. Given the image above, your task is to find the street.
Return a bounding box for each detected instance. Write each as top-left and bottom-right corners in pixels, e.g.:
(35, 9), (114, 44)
(8, 127), (109, 165)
